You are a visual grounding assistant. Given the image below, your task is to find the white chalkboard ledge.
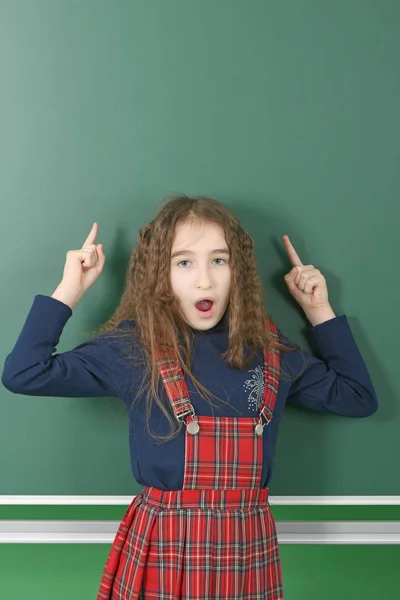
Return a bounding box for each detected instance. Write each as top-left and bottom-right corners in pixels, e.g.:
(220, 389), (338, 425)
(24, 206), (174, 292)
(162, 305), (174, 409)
(1, 495), (400, 505)
(0, 521), (400, 544)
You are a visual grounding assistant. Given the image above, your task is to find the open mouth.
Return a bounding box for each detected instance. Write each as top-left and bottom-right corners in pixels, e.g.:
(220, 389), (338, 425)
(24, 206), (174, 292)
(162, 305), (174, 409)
(195, 299), (214, 312)
(194, 299), (215, 316)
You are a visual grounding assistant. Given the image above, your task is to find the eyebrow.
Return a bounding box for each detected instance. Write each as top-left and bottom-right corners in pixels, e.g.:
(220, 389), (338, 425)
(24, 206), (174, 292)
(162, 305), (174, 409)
(170, 248), (230, 259)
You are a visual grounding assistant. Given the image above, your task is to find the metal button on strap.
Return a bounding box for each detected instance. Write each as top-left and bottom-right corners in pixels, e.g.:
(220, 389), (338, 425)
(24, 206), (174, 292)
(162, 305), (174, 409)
(187, 420), (200, 435)
(255, 422), (264, 436)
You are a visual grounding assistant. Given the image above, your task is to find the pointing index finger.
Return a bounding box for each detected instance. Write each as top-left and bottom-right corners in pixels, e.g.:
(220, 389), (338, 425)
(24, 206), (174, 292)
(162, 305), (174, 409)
(283, 234), (303, 267)
(82, 222), (98, 248)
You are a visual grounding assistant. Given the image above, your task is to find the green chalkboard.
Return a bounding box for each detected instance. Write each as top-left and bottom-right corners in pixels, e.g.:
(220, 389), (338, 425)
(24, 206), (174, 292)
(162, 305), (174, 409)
(0, 0), (398, 496)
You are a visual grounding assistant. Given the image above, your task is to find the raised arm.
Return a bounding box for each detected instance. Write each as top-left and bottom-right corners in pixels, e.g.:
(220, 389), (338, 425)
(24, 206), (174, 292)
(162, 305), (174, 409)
(1, 294), (133, 400)
(278, 317), (378, 418)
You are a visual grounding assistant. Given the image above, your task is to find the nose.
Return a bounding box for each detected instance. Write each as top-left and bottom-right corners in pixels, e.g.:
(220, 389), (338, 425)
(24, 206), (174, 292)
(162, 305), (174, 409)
(196, 263), (213, 289)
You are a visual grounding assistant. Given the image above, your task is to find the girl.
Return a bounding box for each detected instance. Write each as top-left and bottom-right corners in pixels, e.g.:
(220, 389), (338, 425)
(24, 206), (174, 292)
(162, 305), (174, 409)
(1, 195), (378, 599)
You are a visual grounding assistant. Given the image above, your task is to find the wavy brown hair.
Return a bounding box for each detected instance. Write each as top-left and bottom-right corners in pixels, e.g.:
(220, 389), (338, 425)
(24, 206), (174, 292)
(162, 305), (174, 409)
(85, 194), (307, 444)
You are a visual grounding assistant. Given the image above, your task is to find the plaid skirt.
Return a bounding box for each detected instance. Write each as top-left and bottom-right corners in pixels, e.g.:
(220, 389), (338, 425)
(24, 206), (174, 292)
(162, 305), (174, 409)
(97, 485), (283, 600)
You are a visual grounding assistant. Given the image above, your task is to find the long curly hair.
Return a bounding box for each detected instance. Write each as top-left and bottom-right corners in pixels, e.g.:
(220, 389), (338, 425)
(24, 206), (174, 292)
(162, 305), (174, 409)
(86, 194), (306, 444)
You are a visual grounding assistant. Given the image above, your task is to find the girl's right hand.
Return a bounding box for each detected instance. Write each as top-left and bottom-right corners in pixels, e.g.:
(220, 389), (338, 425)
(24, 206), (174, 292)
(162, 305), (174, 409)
(58, 222), (106, 301)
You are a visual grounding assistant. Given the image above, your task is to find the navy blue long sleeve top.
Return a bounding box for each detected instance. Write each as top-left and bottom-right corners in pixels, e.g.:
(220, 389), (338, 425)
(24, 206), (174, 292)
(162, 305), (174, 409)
(1, 294), (378, 490)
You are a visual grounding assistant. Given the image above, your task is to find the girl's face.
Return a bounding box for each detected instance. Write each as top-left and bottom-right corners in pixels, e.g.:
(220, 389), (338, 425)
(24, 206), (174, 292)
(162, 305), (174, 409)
(170, 219), (232, 330)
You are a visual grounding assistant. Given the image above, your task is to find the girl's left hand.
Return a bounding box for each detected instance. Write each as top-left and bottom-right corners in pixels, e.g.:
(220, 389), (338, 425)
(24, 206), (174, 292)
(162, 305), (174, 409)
(282, 235), (330, 311)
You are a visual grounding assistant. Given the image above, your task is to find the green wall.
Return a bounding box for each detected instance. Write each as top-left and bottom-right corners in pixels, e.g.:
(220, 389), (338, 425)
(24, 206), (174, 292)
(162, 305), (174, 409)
(1, 0), (398, 498)
(0, 0), (398, 596)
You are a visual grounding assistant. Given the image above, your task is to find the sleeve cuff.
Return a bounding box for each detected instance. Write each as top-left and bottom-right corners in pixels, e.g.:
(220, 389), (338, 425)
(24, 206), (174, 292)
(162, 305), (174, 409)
(29, 294), (73, 337)
(308, 314), (358, 356)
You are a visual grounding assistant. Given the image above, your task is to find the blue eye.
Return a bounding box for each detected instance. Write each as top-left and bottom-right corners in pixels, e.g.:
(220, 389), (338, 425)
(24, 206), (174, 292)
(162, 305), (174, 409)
(177, 258), (226, 267)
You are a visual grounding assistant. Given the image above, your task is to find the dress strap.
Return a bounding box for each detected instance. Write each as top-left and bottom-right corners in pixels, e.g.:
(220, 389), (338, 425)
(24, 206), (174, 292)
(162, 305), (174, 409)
(259, 319), (280, 423)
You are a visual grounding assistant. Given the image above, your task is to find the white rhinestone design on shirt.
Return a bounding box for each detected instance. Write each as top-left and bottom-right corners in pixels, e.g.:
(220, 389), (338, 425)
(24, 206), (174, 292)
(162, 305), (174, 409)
(243, 365), (265, 412)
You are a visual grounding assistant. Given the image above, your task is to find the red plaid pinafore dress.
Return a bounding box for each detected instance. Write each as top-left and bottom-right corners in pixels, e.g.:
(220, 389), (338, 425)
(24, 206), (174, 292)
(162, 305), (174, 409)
(97, 319), (283, 599)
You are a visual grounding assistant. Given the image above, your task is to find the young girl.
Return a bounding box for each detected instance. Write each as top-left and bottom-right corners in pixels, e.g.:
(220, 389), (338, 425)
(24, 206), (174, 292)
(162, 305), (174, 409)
(1, 195), (378, 599)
